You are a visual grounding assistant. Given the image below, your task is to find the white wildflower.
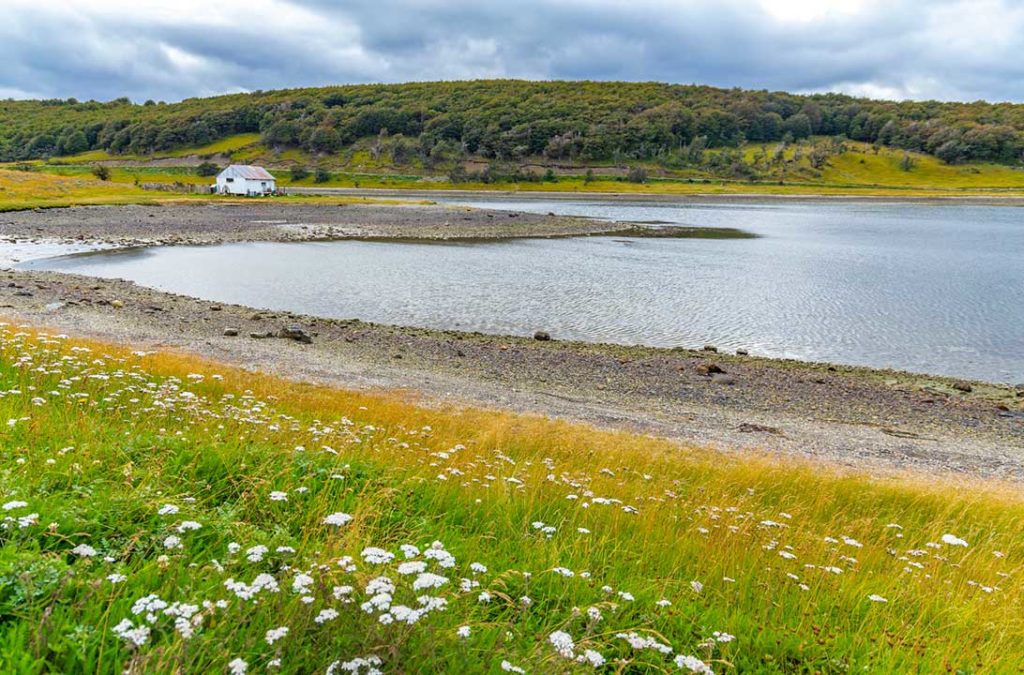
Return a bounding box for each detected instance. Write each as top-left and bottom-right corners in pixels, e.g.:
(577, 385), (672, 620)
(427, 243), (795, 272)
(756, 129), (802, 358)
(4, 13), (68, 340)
(315, 608), (339, 624)
(941, 533), (969, 547)
(549, 630), (575, 658)
(323, 512), (353, 527)
(265, 626), (289, 644)
(361, 547), (394, 564)
(72, 543), (97, 557)
(675, 654), (714, 674)
(413, 572), (448, 591)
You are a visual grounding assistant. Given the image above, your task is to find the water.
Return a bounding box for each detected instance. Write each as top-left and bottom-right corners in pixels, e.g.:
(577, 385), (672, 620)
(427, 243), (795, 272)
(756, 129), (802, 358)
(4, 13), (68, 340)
(21, 199), (1024, 382)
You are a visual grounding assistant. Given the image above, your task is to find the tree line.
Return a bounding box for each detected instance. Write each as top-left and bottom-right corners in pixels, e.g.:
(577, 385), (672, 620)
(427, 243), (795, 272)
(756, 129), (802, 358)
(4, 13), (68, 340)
(3, 80), (1024, 166)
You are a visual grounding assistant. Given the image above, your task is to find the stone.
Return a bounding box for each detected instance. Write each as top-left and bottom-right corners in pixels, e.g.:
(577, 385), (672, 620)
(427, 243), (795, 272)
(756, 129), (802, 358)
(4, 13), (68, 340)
(736, 349), (749, 356)
(738, 422), (782, 434)
(111, 299), (124, 308)
(533, 331), (552, 341)
(223, 328), (239, 337)
(702, 344), (718, 353)
(696, 363), (725, 376)
(711, 373), (737, 385)
(952, 381), (973, 393)
(210, 305), (222, 312)
(278, 325), (313, 344)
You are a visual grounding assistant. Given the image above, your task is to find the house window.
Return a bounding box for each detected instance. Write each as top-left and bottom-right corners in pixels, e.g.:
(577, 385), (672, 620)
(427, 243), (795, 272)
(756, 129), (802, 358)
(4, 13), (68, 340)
(226, 177), (234, 183)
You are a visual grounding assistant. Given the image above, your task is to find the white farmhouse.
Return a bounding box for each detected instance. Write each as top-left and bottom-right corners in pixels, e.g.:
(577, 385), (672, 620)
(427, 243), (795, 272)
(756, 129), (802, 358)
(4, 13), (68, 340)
(214, 165), (276, 196)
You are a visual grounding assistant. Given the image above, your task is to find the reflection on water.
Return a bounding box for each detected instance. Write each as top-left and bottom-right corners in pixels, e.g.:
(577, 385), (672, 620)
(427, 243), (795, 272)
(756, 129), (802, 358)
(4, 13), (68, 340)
(22, 199), (1024, 383)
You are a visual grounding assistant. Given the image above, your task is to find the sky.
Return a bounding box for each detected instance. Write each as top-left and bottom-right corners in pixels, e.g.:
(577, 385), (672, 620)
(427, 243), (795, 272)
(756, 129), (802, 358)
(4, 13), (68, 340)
(2, 0), (1022, 103)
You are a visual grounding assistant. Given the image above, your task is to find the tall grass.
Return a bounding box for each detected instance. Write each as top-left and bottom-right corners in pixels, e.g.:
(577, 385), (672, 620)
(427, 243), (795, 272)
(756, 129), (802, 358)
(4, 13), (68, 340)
(1, 324), (1021, 673)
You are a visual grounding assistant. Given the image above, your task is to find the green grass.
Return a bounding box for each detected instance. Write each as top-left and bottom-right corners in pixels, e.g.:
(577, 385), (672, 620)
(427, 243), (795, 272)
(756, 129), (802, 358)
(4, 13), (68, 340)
(1, 325), (1022, 673)
(30, 142), (1024, 198)
(0, 168), (422, 211)
(55, 134), (263, 164)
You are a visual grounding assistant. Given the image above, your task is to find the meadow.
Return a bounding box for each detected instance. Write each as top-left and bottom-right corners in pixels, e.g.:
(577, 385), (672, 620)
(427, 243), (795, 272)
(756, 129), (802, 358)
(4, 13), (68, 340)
(0, 169), (409, 212)
(9, 134), (1024, 201)
(1, 323), (1022, 673)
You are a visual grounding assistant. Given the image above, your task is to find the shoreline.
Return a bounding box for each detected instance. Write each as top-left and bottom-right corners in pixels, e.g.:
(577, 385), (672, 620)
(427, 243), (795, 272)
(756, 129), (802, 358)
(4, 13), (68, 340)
(287, 186), (1024, 205)
(2, 201), (1022, 481)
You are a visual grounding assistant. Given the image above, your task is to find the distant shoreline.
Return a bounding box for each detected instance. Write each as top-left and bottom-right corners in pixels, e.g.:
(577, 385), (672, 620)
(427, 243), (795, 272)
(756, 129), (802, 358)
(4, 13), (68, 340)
(287, 186), (1024, 206)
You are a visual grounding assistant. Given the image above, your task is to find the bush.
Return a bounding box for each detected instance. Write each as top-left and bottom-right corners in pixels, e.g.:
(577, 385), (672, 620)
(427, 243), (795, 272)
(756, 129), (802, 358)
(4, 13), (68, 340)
(290, 165), (310, 181)
(196, 161), (220, 177)
(626, 166), (648, 183)
(314, 167), (331, 183)
(91, 165), (111, 181)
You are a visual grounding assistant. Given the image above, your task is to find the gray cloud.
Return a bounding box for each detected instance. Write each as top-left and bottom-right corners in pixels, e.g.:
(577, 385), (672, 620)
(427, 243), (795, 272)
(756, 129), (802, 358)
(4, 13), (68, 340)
(2, 0), (1023, 103)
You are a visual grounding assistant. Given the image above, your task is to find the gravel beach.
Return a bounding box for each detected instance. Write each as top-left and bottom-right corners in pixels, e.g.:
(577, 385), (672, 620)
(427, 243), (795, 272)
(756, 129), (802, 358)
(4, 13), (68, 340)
(2, 202), (1022, 481)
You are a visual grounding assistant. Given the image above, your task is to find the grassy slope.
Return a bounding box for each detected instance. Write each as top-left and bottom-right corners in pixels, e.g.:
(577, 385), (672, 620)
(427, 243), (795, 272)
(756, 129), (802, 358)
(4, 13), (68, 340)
(0, 169), (414, 212)
(17, 135), (1024, 197)
(1, 325), (1021, 673)
(0, 169), (161, 211)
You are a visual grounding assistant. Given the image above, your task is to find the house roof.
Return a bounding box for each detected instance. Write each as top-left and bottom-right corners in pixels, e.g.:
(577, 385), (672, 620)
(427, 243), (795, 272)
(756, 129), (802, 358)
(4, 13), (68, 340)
(219, 165), (275, 180)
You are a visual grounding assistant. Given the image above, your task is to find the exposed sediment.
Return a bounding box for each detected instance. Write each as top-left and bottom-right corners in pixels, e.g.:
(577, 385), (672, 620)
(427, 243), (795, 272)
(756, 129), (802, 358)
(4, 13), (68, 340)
(1, 202), (1022, 481)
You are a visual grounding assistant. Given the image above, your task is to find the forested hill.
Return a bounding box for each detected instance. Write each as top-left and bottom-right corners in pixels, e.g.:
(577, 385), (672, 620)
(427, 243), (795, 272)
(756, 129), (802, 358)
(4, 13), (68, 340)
(3, 80), (1024, 166)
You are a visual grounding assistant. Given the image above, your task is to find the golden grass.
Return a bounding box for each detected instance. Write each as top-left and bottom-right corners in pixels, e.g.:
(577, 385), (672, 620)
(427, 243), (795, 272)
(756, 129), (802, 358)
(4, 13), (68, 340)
(2, 321), (1023, 672)
(0, 168), (422, 211)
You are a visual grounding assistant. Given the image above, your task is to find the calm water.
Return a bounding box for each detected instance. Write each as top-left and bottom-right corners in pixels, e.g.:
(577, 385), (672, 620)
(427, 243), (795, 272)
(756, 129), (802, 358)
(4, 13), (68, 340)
(22, 199), (1024, 382)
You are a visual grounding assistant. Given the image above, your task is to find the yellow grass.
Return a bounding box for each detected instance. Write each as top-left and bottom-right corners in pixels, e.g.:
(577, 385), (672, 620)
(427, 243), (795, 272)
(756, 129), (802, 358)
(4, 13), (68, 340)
(3, 322), (1023, 672)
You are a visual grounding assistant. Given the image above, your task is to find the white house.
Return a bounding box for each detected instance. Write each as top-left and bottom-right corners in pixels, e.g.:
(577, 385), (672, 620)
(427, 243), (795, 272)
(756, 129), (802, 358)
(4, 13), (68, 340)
(214, 165), (276, 196)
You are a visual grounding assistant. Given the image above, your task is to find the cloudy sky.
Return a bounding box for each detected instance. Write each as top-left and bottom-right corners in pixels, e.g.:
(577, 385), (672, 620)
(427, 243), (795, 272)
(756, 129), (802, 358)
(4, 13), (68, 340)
(2, 0), (1021, 103)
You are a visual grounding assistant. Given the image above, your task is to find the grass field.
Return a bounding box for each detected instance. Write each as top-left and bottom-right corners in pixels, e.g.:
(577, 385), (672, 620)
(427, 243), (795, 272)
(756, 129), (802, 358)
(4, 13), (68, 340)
(5, 130), (1024, 200)
(0, 169), (161, 211)
(1, 324), (1021, 673)
(0, 169), (414, 212)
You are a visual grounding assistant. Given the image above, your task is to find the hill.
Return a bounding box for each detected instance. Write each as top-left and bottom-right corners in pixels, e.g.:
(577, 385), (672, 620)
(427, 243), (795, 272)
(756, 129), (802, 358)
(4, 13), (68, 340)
(4, 80), (1024, 170)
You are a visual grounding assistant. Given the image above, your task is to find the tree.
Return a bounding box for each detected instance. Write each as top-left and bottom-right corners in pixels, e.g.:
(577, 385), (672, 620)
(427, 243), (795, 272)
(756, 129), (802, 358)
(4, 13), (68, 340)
(196, 161), (220, 177)
(314, 167), (331, 183)
(308, 127), (341, 154)
(290, 165), (310, 181)
(91, 165), (111, 181)
(262, 120), (302, 148)
(783, 113), (812, 140)
(899, 152), (917, 172)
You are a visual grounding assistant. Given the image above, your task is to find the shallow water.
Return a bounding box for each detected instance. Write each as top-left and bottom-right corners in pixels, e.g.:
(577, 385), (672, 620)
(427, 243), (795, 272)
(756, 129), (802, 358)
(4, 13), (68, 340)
(22, 199), (1024, 382)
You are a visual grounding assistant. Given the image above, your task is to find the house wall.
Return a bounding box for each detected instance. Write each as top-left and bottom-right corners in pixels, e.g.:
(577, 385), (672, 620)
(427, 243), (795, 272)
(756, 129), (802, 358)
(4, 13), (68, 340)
(215, 176), (276, 195)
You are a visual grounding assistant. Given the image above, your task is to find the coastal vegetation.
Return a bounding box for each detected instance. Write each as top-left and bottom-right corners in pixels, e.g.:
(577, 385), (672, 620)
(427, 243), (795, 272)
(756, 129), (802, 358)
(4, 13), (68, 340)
(5, 81), (1024, 168)
(1, 325), (1022, 673)
(5, 80), (1024, 198)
